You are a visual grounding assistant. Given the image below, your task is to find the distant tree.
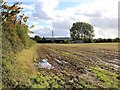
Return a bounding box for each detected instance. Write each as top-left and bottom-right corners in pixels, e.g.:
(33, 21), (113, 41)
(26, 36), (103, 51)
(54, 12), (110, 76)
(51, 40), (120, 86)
(103, 38), (107, 42)
(114, 38), (120, 42)
(42, 37), (46, 42)
(70, 22), (95, 43)
(96, 38), (103, 43)
(106, 38), (112, 42)
(93, 38), (120, 43)
(34, 35), (42, 42)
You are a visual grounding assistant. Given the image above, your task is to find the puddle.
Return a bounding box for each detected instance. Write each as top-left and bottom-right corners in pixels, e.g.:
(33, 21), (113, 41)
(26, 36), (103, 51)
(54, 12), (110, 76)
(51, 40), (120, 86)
(111, 58), (118, 61)
(62, 60), (68, 64)
(54, 58), (68, 64)
(107, 59), (119, 68)
(36, 59), (54, 69)
(54, 58), (62, 64)
(99, 59), (119, 68)
(109, 59), (119, 64)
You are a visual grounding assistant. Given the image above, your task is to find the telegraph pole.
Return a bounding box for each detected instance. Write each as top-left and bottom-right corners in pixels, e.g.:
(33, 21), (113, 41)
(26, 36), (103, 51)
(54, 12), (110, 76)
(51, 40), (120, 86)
(52, 30), (54, 43)
(52, 30), (54, 38)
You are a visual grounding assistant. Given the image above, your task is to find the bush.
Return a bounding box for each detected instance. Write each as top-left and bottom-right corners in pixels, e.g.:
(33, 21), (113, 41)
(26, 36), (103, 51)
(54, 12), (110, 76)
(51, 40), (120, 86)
(1, 2), (36, 88)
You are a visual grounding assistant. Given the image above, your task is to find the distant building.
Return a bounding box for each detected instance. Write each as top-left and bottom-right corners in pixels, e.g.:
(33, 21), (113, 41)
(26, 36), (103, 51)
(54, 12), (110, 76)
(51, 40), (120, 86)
(45, 37), (70, 41)
(45, 37), (71, 43)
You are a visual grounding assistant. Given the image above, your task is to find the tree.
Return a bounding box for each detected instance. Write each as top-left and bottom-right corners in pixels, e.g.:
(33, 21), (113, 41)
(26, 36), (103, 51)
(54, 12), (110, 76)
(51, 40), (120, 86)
(1, 2), (23, 25)
(70, 22), (95, 42)
(34, 35), (42, 42)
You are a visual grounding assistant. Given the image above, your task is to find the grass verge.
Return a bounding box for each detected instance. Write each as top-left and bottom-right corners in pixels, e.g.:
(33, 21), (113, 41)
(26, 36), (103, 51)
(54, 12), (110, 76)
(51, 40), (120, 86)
(2, 44), (39, 88)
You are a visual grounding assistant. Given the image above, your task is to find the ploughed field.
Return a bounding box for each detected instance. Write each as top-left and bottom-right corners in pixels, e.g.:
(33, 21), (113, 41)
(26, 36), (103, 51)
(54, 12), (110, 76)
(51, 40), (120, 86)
(31, 43), (119, 88)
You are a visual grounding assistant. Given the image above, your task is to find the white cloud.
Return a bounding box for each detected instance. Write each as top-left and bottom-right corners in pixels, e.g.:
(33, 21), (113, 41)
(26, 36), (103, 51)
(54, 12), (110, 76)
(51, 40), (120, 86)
(52, 18), (72, 29)
(31, 25), (53, 36)
(91, 17), (118, 29)
(94, 27), (118, 38)
(27, 0), (118, 38)
(32, 0), (59, 20)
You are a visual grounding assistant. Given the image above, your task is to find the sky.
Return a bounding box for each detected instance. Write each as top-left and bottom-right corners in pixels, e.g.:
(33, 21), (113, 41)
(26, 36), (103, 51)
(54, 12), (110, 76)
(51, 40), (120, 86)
(8, 0), (119, 38)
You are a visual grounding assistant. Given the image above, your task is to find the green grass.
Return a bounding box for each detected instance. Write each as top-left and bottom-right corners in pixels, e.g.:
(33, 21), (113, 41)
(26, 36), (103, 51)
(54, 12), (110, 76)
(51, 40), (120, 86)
(30, 71), (64, 88)
(89, 67), (118, 88)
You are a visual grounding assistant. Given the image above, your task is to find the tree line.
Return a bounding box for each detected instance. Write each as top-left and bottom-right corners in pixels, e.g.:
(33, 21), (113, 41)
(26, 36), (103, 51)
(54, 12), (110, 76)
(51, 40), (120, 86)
(32, 36), (120, 43)
(93, 38), (120, 43)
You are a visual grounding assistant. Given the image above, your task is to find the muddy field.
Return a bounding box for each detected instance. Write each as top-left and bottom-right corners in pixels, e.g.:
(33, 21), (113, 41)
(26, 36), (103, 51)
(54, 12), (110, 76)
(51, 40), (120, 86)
(31, 43), (119, 88)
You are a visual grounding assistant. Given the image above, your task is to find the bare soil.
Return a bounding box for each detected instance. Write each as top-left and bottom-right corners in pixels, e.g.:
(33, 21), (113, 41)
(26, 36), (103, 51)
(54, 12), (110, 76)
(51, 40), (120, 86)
(34, 43), (119, 88)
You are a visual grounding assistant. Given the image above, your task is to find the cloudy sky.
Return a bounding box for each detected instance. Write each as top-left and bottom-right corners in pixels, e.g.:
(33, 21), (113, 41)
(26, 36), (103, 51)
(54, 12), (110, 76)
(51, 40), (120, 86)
(10, 0), (119, 38)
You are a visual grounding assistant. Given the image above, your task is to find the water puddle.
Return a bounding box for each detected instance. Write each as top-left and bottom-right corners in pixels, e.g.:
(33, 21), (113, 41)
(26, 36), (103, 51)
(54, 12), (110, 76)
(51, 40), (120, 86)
(62, 60), (68, 64)
(99, 59), (119, 68)
(54, 58), (62, 64)
(109, 59), (119, 65)
(113, 58), (119, 60)
(54, 58), (68, 64)
(35, 59), (54, 69)
(107, 59), (119, 68)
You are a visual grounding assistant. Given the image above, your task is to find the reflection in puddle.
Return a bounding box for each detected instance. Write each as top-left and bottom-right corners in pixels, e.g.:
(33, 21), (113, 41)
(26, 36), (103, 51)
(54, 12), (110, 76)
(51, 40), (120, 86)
(99, 59), (119, 68)
(54, 58), (68, 64)
(37, 59), (54, 69)
(54, 58), (62, 64)
(62, 60), (68, 64)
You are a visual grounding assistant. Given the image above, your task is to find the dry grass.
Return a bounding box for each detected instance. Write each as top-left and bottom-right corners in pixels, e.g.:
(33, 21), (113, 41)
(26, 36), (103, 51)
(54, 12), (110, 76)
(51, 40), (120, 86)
(15, 44), (39, 76)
